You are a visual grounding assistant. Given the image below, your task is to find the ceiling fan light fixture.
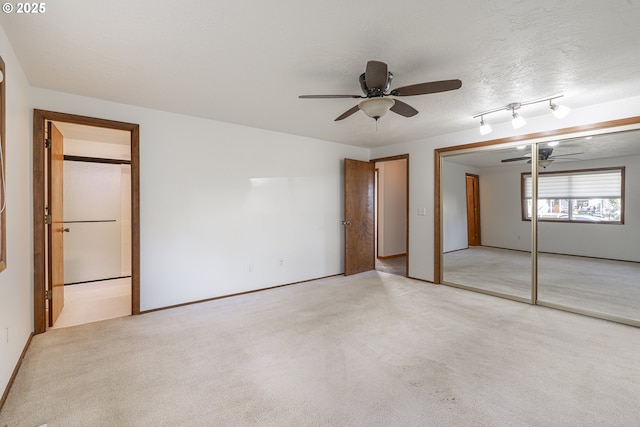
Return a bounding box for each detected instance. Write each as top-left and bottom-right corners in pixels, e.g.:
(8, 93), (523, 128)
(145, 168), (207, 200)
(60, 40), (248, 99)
(538, 159), (553, 168)
(550, 101), (570, 119)
(479, 116), (492, 135)
(358, 98), (395, 120)
(301, 60), (462, 122)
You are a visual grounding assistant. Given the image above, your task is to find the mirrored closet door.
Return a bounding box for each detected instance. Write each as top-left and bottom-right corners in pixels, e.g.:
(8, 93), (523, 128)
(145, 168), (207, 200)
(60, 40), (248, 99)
(438, 118), (640, 327)
(441, 144), (533, 302)
(536, 131), (640, 324)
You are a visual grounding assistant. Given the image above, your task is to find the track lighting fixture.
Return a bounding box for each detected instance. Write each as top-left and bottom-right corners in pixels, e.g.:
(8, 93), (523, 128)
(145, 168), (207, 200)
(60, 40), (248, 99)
(473, 94), (569, 135)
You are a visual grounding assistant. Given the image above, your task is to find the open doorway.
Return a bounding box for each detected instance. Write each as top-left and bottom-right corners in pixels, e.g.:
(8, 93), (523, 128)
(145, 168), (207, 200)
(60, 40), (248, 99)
(33, 110), (140, 334)
(49, 121), (132, 328)
(373, 155), (408, 277)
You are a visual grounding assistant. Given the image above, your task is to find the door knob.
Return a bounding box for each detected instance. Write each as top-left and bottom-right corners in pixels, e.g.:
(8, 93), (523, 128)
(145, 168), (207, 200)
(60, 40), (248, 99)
(60, 227), (70, 233)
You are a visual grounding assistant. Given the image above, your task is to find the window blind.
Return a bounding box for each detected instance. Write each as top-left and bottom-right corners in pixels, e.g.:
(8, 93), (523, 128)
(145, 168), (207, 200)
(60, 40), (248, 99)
(523, 168), (622, 199)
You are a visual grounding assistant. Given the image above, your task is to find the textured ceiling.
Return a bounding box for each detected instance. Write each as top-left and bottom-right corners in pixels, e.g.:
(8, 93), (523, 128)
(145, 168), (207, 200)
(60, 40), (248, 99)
(2, 0), (640, 148)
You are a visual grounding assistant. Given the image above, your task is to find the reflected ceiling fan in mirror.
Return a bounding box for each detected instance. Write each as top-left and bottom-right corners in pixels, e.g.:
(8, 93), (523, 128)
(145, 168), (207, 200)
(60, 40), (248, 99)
(501, 147), (583, 168)
(299, 60), (462, 122)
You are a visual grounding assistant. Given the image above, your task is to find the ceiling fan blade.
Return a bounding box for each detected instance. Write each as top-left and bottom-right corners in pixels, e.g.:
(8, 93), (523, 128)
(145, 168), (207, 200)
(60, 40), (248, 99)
(299, 94), (363, 99)
(390, 99), (419, 117)
(334, 105), (360, 121)
(391, 79), (462, 96)
(501, 157), (530, 163)
(550, 152), (584, 158)
(365, 60), (388, 90)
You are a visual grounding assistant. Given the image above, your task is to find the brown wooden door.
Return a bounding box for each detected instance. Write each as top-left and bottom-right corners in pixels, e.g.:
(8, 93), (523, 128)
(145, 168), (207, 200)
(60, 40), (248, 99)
(344, 158), (375, 275)
(47, 121), (65, 326)
(466, 174), (481, 246)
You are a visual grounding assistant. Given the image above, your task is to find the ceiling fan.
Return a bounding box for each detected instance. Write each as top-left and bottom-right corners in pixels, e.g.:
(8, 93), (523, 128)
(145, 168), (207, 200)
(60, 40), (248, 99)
(501, 147), (583, 168)
(299, 60), (462, 121)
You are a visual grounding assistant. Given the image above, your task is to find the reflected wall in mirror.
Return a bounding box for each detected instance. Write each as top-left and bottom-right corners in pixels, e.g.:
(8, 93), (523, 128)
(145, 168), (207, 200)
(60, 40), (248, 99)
(441, 145), (533, 301)
(436, 116), (640, 327)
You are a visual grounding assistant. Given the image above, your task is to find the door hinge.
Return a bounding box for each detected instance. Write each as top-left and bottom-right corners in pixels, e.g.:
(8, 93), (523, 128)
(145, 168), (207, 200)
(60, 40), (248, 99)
(45, 289), (51, 300)
(45, 138), (51, 149)
(45, 214), (52, 225)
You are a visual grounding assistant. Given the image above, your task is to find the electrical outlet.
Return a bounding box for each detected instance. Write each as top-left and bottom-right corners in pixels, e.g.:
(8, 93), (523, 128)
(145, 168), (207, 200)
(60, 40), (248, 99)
(279, 259), (284, 267)
(248, 264), (253, 272)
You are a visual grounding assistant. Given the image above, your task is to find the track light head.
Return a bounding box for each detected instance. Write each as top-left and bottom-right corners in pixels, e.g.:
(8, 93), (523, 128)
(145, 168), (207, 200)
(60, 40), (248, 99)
(512, 112), (526, 129)
(479, 116), (492, 135)
(549, 100), (570, 119)
(508, 103), (526, 129)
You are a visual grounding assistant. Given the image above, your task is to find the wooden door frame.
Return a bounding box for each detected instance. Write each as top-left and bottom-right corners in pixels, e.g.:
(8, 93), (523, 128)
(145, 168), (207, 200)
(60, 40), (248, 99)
(374, 168), (379, 258)
(370, 154), (409, 277)
(465, 173), (481, 246)
(33, 109), (140, 334)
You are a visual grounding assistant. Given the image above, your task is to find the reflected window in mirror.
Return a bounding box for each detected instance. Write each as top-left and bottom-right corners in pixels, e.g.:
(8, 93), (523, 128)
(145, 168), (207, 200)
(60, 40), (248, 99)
(522, 167), (624, 224)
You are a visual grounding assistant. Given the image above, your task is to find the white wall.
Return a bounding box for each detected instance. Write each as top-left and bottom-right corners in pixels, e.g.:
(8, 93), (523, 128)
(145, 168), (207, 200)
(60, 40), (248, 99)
(371, 94), (640, 282)
(63, 161), (122, 283)
(62, 137), (132, 277)
(441, 161), (480, 252)
(376, 159), (406, 257)
(478, 164), (532, 252)
(0, 29), (34, 401)
(480, 155), (640, 261)
(64, 138), (130, 161)
(30, 88), (369, 310)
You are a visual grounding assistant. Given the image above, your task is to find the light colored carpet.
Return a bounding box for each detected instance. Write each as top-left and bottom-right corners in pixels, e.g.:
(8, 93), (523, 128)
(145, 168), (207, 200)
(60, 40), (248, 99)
(444, 247), (532, 298)
(443, 246), (640, 322)
(2, 271), (640, 426)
